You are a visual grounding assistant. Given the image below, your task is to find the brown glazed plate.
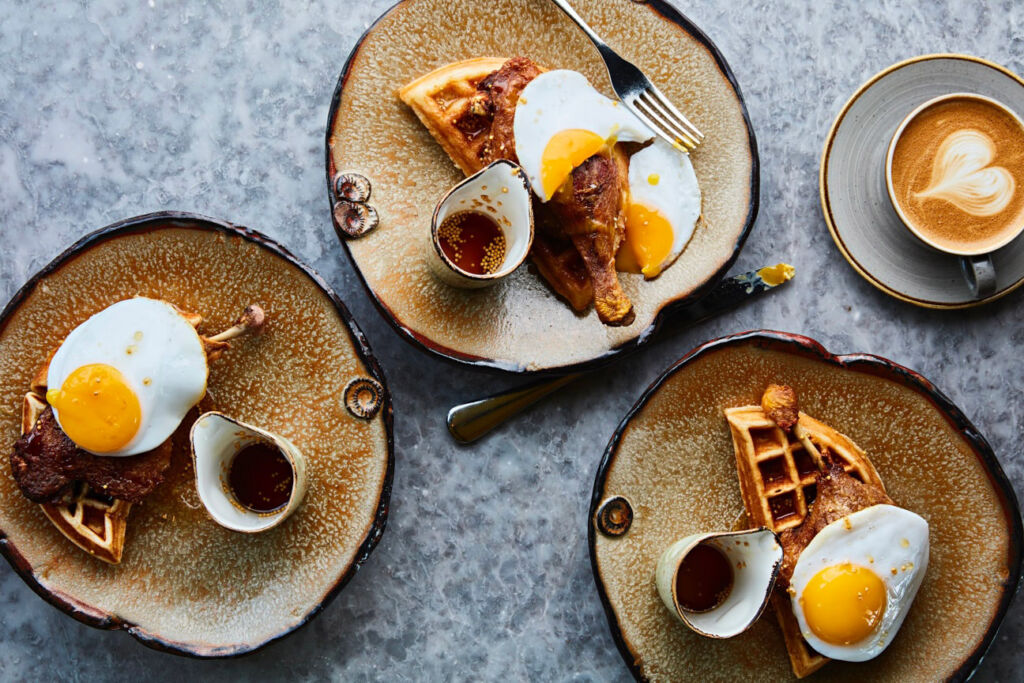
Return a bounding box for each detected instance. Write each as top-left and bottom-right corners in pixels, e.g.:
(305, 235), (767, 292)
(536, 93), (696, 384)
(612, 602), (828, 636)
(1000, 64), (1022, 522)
(325, 0), (758, 373)
(0, 213), (394, 657)
(590, 331), (1022, 681)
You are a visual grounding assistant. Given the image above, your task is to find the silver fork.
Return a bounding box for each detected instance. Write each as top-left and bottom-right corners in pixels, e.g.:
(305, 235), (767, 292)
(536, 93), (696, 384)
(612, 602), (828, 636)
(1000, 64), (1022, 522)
(549, 0), (704, 152)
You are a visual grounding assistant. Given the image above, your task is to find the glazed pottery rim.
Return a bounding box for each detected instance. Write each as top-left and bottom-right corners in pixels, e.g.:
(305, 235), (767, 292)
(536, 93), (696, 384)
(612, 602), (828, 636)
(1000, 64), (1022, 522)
(324, 0), (760, 376)
(588, 329), (1023, 681)
(0, 211), (396, 659)
(883, 91), (1024, 257)
(820, 52), (1024, 309)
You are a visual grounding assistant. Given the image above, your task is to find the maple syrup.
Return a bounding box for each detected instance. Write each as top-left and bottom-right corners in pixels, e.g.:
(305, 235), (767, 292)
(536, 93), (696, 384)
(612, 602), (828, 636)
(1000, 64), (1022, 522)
(437, 211), (507, 275)
(675, 542), (734, 612)
(228, 441), (294, 513)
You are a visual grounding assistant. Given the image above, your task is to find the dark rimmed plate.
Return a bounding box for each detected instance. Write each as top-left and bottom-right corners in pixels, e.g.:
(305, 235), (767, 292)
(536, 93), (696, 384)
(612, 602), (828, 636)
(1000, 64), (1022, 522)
(0, 212), (394, 657)
(590, 331), (1022, 681)
(326, 0), (758, 374)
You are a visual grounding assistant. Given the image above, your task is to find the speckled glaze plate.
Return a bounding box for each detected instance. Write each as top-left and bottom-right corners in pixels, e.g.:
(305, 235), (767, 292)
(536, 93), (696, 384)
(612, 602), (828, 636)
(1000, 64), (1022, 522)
(0, 213), (393, 657)
(590, 331), (1022, 681)
(821, 54), (1024, 308)
(326, 0), (757, 373)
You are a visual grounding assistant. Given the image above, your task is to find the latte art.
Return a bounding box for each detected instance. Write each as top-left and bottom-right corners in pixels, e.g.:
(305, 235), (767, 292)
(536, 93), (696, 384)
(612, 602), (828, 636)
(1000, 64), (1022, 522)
(915, 129), (1015, 217)
(889, 95), (1024, 254)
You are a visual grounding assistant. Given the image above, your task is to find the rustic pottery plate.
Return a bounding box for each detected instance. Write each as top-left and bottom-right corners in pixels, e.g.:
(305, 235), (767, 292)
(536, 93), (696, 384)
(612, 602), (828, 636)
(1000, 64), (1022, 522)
(821, 54), (1024, 308)
(590, 331), (1022, 681)
(0, 213), (393, 657)
(326, 0), (758, 373)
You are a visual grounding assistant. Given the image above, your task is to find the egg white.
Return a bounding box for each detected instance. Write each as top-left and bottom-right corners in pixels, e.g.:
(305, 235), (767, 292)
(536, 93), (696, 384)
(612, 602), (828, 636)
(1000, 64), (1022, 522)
(513, 69), (653, 201)
(46, 297), (208, 457)
(626, 139), (702, 276)
(789, 504), (930, 662)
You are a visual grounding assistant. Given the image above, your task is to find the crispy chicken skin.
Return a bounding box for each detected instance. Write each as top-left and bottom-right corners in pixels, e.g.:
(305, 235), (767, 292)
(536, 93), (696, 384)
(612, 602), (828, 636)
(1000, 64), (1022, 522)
(762, 383), (799, 431)
(777, 450), (894, 588)
(475, 57), (543, 167)
(11, 407), (172, 504)
(456, 56), (635, 324)
(548, 150), (635, 325)
(529, 223), (594, 311)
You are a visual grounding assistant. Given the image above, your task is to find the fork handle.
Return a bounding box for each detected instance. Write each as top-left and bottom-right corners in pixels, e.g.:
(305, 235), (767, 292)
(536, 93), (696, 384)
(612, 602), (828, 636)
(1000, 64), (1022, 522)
(549, 0), (610, 52)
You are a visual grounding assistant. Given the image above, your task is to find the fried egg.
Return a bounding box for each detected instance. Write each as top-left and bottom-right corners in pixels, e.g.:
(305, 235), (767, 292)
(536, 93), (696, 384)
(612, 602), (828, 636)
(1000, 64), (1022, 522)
(45, 297), (208, 457)
(513, 69), (653, 201)
(789, 504), (929, 662)
(619, 140), (702, 278)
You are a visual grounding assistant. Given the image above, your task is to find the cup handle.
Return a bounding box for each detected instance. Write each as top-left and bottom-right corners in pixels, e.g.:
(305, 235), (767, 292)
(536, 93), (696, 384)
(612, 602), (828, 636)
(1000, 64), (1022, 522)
(960, 254), (997, 299)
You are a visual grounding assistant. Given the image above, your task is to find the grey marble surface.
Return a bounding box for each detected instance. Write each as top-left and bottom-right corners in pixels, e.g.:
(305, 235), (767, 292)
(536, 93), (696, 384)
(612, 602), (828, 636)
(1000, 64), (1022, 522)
(0, 0), (1021, 680)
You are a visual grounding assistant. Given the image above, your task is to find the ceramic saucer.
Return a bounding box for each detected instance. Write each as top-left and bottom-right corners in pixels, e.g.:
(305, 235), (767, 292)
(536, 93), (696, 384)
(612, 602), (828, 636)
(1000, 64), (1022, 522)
(821, 54), (1024, 308)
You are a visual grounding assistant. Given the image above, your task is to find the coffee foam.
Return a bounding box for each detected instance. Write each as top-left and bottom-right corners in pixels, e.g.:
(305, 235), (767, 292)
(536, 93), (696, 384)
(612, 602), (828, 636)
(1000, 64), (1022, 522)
(916, 129), (1014, 216)
(890, 97), (1024, 253)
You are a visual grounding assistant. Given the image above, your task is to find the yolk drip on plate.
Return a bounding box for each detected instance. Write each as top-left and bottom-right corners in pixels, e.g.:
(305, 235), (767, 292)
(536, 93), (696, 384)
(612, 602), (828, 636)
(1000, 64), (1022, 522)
(46, 363), (141, 453)
(540, 129), (606, 199)
(618, 202), (675, 278)
(799, 563), (887, 646)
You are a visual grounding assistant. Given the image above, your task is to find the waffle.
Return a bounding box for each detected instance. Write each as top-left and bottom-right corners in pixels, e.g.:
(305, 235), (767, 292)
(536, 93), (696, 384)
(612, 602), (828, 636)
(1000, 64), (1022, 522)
(725, 405), (886, 678)
(39, 482), (131, 565)
(399, 56), (512, 176)
(529, 226), (593, 311)
(400, 57), (609, 313)
(21, 390), (132, 564)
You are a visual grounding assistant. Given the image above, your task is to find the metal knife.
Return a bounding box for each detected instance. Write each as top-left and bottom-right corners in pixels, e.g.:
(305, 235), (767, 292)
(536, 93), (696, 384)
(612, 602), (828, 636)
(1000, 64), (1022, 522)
(446, 264), (794, 444)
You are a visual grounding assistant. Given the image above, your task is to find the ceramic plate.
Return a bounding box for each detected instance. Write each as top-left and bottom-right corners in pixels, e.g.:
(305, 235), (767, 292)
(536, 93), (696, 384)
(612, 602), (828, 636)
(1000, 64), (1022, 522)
(821, 54), (1024, 308)
(0, 213), (393, 657)
(590, 331), (1022, 681)
(326, 0), (758, 373)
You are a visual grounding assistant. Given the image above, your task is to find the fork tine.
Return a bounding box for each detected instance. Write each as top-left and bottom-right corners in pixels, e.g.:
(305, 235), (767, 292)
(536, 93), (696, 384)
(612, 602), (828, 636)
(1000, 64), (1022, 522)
(630, 97), (700, 151)
(641, 84), (704, 142)
(628, 101), (698, 153)
(639, 97), (703, 149)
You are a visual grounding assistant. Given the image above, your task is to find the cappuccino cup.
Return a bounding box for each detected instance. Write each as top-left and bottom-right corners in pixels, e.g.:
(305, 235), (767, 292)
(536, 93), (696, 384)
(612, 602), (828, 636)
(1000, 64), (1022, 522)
(885, 93), (1024, 298)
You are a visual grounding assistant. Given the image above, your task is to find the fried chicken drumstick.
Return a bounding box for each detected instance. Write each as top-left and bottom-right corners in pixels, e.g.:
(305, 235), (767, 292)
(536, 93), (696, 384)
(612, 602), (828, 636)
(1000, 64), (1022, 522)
(431, 56), (637, 325)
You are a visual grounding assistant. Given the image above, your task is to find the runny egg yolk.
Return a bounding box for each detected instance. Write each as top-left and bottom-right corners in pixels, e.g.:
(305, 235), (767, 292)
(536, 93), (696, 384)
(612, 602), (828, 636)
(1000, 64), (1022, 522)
(540, 129), (606, 198)
(799, 563), (887, 646)
(45, 364), (141, 453)
(624, 202), (674, 278)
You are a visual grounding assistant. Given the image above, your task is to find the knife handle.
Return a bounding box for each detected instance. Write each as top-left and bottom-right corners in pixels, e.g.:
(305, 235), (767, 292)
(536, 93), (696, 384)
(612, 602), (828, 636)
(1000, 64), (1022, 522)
(447, 374), (581, 444)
